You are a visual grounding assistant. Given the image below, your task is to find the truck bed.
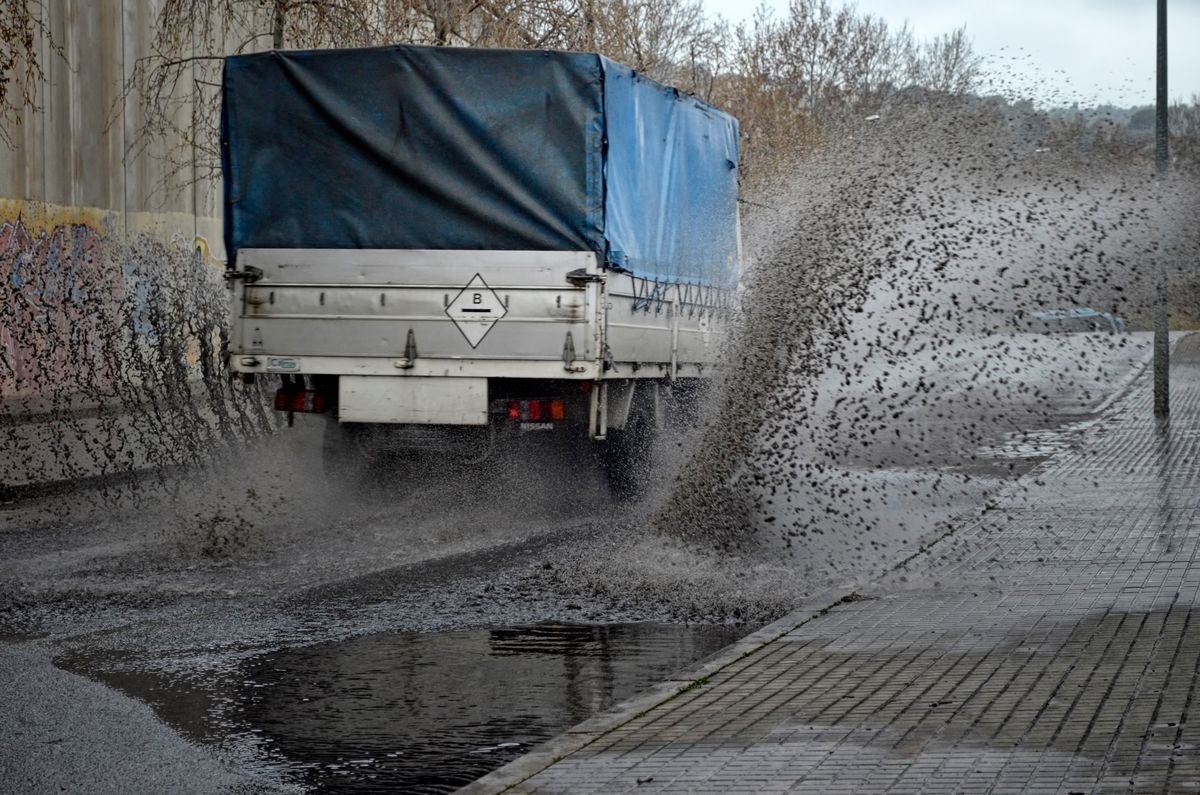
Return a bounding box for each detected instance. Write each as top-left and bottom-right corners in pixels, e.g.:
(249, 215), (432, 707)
(230, 249), (729, 382)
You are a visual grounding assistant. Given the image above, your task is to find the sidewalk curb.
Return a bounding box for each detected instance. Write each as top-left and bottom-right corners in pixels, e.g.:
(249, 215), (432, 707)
(456, 584), (860, 795)
(1088, 336), (1167, 416)
(1091, 354), (1151, 416)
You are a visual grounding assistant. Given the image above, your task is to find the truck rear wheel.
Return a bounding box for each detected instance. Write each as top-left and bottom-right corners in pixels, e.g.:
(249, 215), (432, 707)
(664, 378), (710, 429)
(322, 419), (364, 482)
(323, 420), (431, 487)
(598, 392), (657, 502)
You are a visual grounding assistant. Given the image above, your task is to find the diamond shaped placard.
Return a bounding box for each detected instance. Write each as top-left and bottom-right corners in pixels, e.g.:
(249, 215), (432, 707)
(445, 273), (507, 348)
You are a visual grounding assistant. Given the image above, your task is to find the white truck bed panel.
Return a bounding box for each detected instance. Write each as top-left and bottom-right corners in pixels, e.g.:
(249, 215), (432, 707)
(229, 249), (732, 381)
(338, 376), (488, 424)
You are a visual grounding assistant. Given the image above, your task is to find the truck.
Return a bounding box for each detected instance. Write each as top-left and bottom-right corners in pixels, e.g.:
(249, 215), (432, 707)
(221, 44), (741, 497)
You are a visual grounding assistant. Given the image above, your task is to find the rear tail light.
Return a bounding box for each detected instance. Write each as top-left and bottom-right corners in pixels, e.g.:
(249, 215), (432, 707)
(274, 389), (328, 413)
(503, 398), (567, 422)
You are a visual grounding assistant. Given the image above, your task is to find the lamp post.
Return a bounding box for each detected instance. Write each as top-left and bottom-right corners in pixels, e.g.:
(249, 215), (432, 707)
(1153, 0), (1169, 421)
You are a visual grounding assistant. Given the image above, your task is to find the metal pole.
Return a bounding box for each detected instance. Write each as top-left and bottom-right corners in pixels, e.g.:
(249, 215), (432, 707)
(1153, 0), (1170, 420)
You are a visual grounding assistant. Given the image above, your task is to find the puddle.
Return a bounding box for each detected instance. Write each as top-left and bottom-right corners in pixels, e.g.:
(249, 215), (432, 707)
(974, 420), (1094, 466)
(58, 621), (743, 792)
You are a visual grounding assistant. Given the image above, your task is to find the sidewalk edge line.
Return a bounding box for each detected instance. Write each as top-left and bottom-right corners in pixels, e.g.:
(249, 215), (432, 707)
(454, 584), (858, 795)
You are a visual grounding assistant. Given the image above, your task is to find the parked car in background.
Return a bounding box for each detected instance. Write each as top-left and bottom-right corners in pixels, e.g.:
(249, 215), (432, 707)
(1022, 308), (1126, 334)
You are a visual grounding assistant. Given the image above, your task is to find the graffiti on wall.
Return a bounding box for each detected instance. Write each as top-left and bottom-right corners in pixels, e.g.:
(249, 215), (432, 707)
(0, 215), (118, 398)
(0, 203), (273, 492)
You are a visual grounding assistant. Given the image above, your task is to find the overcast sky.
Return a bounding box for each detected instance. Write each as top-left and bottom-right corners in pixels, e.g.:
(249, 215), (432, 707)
(702, 0), (1200, 107)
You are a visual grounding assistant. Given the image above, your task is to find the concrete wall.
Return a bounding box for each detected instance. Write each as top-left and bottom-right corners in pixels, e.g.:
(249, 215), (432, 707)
(0, 0), (219, 240)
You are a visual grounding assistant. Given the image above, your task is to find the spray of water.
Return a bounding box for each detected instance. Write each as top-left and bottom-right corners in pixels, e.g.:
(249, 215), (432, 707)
(549, 94), (1199, 621)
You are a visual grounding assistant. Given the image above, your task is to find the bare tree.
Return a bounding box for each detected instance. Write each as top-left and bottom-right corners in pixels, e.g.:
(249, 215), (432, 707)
(0, 0), (60, 148)
(120, 0), (392, 186)
(907, 27), (978, 96)
(590, 0), (713, 79)
(720, 0), (981, 196)
(1170, 95), (1200, 169)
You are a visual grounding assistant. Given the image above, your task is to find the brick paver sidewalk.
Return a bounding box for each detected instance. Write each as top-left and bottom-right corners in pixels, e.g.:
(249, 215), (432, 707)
(469, 336), (1200, 794)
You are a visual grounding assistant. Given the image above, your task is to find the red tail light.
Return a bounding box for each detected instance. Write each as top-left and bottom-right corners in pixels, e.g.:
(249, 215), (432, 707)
(274, 389), (328, 413)
(502, 398), (567, 423)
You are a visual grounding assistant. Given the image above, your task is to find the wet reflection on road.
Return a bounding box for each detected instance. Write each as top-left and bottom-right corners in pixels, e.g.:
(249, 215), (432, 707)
(60, 622), (741, 793)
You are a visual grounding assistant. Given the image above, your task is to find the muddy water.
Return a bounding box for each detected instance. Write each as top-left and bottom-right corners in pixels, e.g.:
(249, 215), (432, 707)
(59, 621), (741, 793)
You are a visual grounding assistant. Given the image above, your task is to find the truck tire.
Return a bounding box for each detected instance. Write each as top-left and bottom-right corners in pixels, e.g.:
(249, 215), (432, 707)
(598, 391), (657, 501)
(664, 378), (710, 429)
(322, 419), (363, 482)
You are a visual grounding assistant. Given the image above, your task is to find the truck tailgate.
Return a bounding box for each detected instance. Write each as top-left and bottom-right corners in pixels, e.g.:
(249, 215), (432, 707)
(230, 249), (599, 373)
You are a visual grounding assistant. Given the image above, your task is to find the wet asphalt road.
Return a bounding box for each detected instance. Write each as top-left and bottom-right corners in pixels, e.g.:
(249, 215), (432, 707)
(0, 333), (1153, 793)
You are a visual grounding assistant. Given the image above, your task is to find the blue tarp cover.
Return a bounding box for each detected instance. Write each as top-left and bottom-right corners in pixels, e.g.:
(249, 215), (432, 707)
(222, 45), (739, 287)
